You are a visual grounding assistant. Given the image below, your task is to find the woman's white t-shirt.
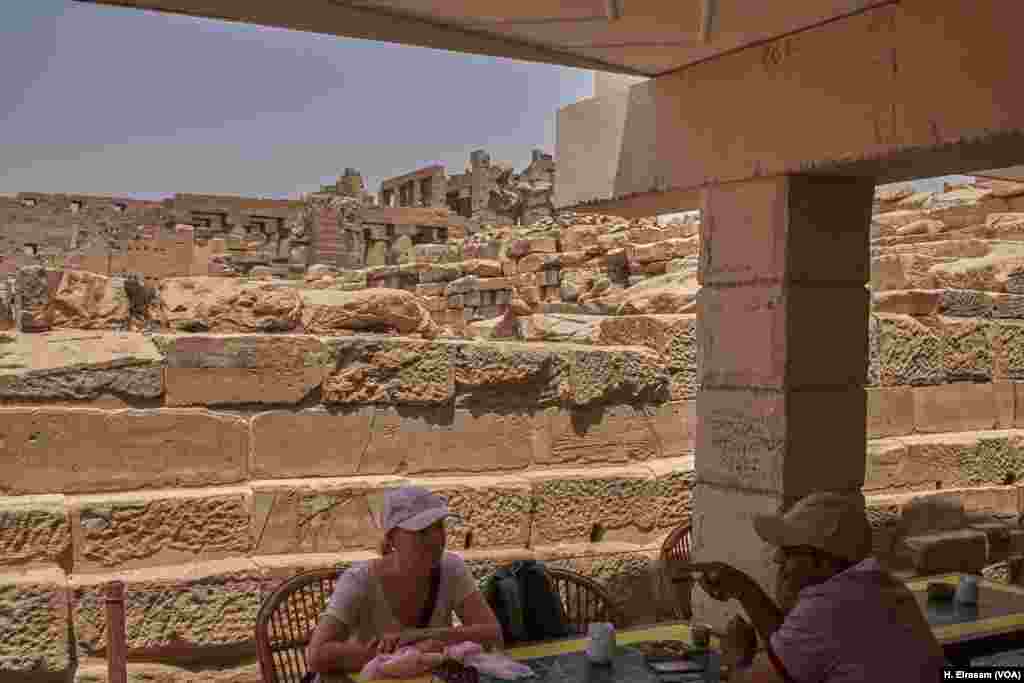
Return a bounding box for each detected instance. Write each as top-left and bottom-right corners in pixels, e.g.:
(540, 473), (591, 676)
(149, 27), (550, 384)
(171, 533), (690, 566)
(321, 551), (480, 644)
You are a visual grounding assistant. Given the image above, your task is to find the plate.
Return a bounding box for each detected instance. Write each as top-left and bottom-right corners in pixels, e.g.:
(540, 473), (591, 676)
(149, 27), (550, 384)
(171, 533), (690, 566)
(630, 640), (694, 661)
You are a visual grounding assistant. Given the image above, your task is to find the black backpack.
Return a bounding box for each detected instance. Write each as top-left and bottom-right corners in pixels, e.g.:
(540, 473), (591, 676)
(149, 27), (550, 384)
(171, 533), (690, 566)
(483, 560), (570, 645)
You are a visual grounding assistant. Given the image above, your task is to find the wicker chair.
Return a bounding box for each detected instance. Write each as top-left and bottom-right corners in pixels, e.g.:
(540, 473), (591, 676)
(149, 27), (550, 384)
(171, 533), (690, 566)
(659, 522), (694, 620)
(256, 567), (340, 683)
(544, 566), (624, 634)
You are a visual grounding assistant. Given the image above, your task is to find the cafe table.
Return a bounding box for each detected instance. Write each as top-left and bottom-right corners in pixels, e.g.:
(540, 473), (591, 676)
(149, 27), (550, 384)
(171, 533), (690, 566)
(321, 622), (724, 683)
(908, 573), (1024, 665)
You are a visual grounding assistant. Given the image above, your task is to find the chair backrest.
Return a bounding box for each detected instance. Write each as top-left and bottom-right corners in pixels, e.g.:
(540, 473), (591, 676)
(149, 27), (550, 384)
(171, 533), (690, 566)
(659, 523), (693, 620)
(256, 568), (340, 683)
(544, 567), (623, 634)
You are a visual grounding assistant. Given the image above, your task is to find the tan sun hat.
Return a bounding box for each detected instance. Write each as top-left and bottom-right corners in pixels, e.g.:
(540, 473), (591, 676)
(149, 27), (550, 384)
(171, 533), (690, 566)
(753, 491), (873, 564)
(380, 486), (460, 532)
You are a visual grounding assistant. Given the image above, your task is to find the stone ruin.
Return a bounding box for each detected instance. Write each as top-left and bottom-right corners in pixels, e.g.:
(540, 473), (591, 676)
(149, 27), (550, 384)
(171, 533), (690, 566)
(6, 178), (1024, 680)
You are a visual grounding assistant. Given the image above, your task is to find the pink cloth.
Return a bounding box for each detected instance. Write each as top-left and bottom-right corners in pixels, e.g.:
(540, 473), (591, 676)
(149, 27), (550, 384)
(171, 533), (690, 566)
(360, 642), (535, 680)
(769, 558), (945, 682)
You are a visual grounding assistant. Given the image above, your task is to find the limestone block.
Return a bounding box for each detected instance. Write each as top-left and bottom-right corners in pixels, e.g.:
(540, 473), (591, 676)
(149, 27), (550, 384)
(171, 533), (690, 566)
(421, 296), (445, 313)
(322, 338), (453, 405)
(415, 283), (447, 298)
(993, 320), (1024, 380)
(508, 238), (556, 258)
(873, 210), (927, 231)
(700, 285), (868, 390)
(70, 488), (251, 573)
(0, 407), (249, 496)
(541, 269), (560, 287)
(876, 314), (948, 386)
(464, 290), (482, 308)
(414, 244), (448, 263)
(899, 432), (1024, 489)
(446, 275), (481, 296)
(300, 289), (437, 337)
(434, 411), (540, 473)
(515, 314), (601, 343)
(0, 567), (71, 677)
(904, 530), (988, 574)
(14, 265), (55, 333)
(252, 408), (379, 479)
(697, 388), (866, 497)
(418, 476), (533, 550)
(913, 383), (997, 433)
(628, 237), (701, 265)
(539, 405), (667, 467)
(157, 335), (330, 406)
(995, 381), (1016, 429)
(49, 270), (131, 330)
(993, 293), (1024, 319)
(872, 289), (942, 316)
(477, 277), (516, 292)
(987, 213), (1024, 240)
(0, 358), (164, 402)
(868, 314), (880, 387)
(938, 289), (995, 318)
(70, 559), (265, 661)
(561, 225), (600, 251)
(867, 387), (914, 439)
(939, 317), (994, 381)
(526, 466), (661, 546)
(461, 260), (503, 278)
(419, 264), (464, 284)
(0, 495), (71, 570)
(448, 294), (465, 309)
(251, 478), (405, 556)
(566, 345), (669, 407)
(451, 342), (567, 407)
(155, 278), (302, 333)
(365, 241), (388, 267)
(516, 253), (546, 274)
(863, 439), (909, 492)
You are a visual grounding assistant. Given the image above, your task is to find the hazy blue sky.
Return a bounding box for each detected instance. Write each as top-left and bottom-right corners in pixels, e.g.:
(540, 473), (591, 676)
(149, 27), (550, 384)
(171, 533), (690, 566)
(0, 1), (593, 200)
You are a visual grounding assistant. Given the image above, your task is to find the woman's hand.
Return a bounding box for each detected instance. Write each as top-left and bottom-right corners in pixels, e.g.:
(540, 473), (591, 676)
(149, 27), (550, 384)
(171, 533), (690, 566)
(371, 631), (403, 655)
(690, 562), (756, 603)
(413, 639), (445, 654)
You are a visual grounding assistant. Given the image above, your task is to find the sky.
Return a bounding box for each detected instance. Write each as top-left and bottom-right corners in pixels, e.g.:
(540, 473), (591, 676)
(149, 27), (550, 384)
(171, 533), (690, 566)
(0, 1), (594, 200)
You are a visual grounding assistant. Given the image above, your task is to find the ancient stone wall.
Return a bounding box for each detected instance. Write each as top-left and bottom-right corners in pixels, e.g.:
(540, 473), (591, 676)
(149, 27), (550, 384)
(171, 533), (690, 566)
(0, 327), (692, 682)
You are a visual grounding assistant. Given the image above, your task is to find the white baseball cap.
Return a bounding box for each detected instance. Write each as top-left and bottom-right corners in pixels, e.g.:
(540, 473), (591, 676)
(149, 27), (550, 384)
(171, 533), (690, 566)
(381, 486), (460, 532)
(753, 491), (873, 564)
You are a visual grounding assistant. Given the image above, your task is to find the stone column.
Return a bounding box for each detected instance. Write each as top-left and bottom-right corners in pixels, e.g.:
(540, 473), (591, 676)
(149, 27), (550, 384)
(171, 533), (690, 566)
(692, 175), (873, 629)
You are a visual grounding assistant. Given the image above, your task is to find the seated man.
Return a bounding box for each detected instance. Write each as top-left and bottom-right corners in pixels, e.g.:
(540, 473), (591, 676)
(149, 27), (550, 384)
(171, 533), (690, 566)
(692, 491), (945, 682)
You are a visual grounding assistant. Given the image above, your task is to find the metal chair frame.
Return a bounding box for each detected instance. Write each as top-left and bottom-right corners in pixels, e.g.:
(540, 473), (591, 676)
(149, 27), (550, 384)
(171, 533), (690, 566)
(659, 522), (694, 620)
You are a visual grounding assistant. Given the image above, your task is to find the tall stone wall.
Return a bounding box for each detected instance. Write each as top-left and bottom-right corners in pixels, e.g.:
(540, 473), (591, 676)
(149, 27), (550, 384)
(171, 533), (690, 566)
(0, 330), (693, 682)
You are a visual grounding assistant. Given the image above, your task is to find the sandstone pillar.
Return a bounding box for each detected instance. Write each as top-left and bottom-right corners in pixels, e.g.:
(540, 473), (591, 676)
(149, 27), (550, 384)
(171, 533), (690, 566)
(692, 175), (873, 629)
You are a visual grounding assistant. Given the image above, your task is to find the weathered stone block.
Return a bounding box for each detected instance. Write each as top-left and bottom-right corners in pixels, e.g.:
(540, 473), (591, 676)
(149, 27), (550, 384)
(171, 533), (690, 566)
(435, 411), (539, 473)
(451, 343), (567, 407)
(157, 335), (329, 406)
(939, 318), (994, 381)
(70, 488), (252, 573)
(155, 278), (302, 333)
(300, 289), (436, 337)
(0, 495), (70, 570)
(700, 285), (868, 390)
(423, 477), (533, 550)
(566, 345), (669, 406)
(867, 387), (914, 439)
(0, 408), (249, 495)
(938, 289), (994, 317)
(70, 559), (265, 661)
(14, 265), (55, 333)
(322, 338), (454, 405)
(863, 440), (909, 492)
(526, 466), (660, 546)
(913, 383), (997, 433)
(993, 320), (1024, 380)
(251, 408), (376, 479)
(0, 568), (71, 678)
(901, 492), (966, 536)
(697, 388), (865, 497)
(996, 381), (1016, 429)
(251, 478), (404, 556)
(876, 314), (948, 386)
(539, 405), (663, 467)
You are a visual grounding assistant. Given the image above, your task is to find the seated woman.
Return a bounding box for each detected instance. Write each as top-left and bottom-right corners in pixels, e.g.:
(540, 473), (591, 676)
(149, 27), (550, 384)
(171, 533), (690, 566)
(306, 485), (503, 677)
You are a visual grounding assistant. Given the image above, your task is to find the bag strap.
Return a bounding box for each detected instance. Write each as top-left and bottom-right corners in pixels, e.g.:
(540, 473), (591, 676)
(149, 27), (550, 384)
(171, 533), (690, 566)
(417, 564), (442, 629)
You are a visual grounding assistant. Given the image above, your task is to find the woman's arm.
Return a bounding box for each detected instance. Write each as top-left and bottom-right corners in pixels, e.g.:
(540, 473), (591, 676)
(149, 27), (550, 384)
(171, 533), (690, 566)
(420, 590), (503, 650)
(306, 617), (382, 673)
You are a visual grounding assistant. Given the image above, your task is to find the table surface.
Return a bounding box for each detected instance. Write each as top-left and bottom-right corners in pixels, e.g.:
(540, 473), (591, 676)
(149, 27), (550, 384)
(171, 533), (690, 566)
(323, 622), (719, 683)
(908, 573), (1024, 645)
(321, 574), (1024, 682)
